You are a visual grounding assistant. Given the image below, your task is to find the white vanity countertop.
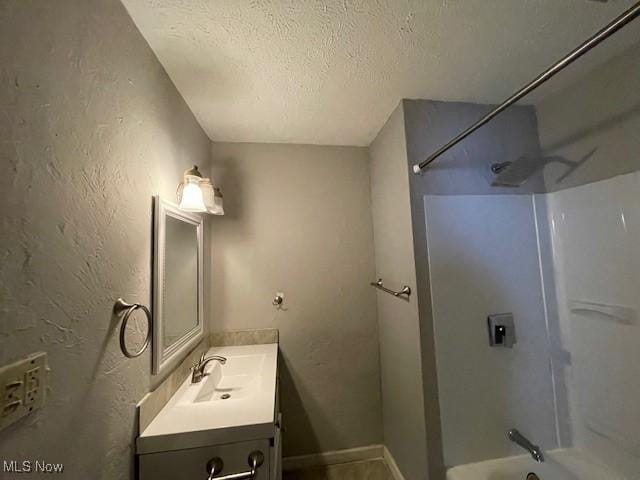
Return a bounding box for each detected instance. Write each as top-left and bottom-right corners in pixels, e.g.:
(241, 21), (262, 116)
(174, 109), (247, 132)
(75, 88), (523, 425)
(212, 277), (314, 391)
(137, 343), (278, 454)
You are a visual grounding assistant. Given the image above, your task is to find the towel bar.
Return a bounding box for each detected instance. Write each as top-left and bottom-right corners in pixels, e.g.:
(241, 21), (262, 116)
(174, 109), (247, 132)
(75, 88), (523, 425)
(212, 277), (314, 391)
(370, 278), (411, 299)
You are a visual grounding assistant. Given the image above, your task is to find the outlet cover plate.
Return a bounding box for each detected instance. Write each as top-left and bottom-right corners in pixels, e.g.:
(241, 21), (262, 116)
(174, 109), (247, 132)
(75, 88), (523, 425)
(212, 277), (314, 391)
(0, 352), (48, 431)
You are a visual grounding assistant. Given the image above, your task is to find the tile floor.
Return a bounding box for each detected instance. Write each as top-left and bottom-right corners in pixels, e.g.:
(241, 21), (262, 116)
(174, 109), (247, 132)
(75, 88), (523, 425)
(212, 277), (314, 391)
(283, 459), (392, 480)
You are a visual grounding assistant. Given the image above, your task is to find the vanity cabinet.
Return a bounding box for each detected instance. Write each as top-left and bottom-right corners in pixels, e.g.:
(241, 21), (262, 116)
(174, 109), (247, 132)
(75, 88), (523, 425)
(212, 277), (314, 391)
(139, 438), (273, 480)
(136, 344), (281, 480)
(138, 412), (282, 480)
(138, 408), (282, 480)
(271, 413), (282, 480)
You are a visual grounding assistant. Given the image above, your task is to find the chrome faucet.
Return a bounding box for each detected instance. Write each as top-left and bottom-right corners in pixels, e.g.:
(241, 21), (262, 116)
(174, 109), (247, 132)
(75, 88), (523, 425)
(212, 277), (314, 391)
(508, 429), (545, 463)
(191, 353), (227, 383)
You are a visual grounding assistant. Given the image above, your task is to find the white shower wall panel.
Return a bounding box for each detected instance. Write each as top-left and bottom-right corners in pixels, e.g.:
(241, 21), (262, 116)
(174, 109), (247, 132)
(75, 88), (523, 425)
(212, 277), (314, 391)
(545, 172), (640, 478)
(424, 194), (558, 466)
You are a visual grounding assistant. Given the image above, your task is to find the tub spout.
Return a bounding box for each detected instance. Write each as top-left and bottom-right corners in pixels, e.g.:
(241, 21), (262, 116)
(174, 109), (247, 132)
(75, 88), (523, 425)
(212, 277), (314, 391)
(508, 429), (545, 463)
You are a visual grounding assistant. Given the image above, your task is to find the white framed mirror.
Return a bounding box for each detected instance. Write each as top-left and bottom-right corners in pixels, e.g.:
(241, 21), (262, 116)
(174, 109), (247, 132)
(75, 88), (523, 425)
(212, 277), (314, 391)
(152, 196), (204, 375)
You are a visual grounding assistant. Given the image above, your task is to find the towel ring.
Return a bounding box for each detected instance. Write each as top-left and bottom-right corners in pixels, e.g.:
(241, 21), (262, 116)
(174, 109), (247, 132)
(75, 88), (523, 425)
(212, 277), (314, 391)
(113, 298), (152, 358)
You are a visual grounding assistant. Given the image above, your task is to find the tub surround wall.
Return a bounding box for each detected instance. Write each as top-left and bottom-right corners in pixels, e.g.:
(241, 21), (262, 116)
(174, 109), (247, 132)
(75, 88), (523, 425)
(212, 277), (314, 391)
(0, 0), (210, 477)
(424, 195), (558, 465)
(545, 174), (640, 478)
(402, 40), (640, 473)
(368, 104), (431, 480)
(209, 142), (382, 457)
(535, 40), (640, 478)
(532, 193), (572, 448)
(400, 98), (548, 472)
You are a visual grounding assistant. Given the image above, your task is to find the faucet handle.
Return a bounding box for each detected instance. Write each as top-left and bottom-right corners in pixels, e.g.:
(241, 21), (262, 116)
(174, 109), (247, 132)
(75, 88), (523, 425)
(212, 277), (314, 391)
(192, 355), (204, 370)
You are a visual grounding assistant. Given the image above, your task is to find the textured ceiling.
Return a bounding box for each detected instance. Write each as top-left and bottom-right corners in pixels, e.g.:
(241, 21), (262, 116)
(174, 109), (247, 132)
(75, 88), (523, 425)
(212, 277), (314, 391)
(121, 0), (638, 146)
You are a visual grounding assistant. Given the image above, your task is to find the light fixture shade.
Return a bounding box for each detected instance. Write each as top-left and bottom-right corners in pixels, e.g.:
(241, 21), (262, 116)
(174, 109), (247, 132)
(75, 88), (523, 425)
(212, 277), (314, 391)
(200, 178), (224, 215)
(179, 178), (206, 212)
(201, 179), (214, 210)
(210, 187), (224, 216)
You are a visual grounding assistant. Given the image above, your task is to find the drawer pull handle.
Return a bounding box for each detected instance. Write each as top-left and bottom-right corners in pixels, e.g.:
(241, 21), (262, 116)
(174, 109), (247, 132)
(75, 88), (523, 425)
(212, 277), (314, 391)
(207, 451), (264, 480)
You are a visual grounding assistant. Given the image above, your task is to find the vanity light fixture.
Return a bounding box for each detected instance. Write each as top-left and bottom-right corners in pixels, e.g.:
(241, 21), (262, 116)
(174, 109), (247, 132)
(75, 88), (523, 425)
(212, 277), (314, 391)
(178, 165), (206, 212)
(201, 179), (225, 215)
(177, 166), (224, 215)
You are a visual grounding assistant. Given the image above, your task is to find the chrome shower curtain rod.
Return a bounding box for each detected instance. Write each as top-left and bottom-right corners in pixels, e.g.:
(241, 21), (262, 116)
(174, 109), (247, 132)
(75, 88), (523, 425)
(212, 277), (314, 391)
(412, 1), (640, 174)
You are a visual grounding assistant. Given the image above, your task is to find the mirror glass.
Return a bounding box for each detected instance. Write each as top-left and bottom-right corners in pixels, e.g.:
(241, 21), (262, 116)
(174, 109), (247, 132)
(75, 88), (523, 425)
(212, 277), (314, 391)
(163, 216), (199, 347)
(153, 196), (204, 374)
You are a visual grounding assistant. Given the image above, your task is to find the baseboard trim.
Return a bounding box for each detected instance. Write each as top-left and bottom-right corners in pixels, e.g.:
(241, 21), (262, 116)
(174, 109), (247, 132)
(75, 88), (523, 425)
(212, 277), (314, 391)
(283, 444), (384, 471)
(383, 446), (406, 480)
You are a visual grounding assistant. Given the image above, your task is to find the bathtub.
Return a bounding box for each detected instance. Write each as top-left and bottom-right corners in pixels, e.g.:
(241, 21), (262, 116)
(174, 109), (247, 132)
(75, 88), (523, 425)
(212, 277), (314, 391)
(446, 449), (624, 480)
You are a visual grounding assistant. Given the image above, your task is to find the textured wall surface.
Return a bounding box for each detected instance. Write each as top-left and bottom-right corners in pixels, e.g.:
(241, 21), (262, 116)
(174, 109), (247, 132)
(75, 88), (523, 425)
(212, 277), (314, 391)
(368, 105), (430, 479)
(0, 1), (210, 478)
(120, 0), (635, 146)
(404, 99), (543, 195)
(536, 40), (640, 192)
(209, 142), (382, 457)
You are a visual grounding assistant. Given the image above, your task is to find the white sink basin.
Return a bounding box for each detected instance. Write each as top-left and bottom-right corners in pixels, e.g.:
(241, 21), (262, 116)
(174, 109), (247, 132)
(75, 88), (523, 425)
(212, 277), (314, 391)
(179, 353), (265, 404)
(137, 343), (278, 454)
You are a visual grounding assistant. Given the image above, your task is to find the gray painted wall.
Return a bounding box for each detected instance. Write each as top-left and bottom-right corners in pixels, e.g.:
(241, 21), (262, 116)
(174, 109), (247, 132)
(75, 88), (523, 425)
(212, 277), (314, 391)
(536, 40), (640, 192)
(0, 1), (211, 478)
(403, 99), (543, 195)
(396, 39), (640, 198)
(368, 105), (431, 479)
(209, 142), (383, 457)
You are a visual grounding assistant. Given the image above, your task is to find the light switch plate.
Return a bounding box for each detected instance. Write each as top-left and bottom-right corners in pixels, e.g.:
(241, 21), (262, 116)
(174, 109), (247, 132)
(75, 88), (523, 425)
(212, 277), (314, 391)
(0, 352), (48, 431)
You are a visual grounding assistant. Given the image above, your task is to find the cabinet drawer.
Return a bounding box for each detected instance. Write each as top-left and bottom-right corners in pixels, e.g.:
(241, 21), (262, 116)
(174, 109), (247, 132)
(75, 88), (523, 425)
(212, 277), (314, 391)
(139, 439), (270, 480)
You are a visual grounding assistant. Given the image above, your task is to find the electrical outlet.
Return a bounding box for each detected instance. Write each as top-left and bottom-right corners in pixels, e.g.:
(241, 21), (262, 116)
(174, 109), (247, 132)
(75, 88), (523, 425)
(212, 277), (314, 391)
(26, 367), (40, 390)
(24, 367), (42, 406)
(0, 352), (48, 431)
